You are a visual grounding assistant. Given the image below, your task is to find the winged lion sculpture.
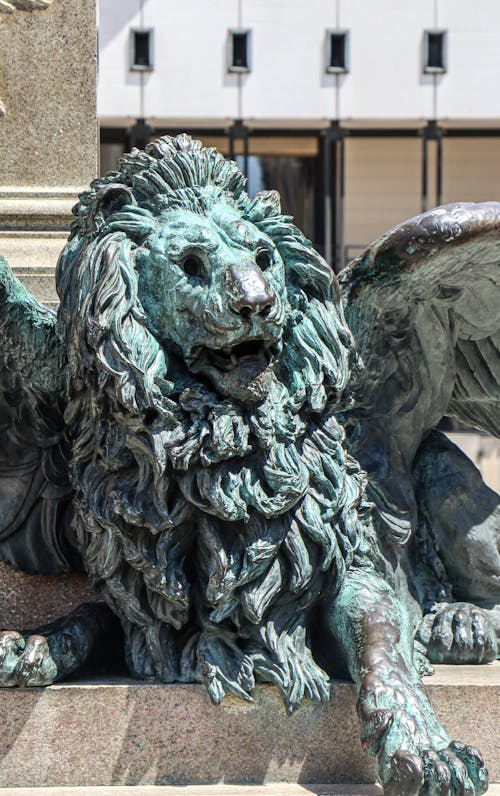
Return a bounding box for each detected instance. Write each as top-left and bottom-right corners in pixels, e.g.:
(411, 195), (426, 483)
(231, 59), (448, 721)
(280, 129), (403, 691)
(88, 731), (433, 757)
(0, 135), (498, 795)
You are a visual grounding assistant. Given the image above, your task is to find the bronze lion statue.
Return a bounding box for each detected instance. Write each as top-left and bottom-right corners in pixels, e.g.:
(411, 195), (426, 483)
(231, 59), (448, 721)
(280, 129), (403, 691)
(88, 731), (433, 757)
(0, 135), (498, 795)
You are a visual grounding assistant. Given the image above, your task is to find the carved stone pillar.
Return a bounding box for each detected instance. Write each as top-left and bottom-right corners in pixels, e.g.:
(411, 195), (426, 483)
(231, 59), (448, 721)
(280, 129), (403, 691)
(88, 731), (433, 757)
(0, 0), (97, 304)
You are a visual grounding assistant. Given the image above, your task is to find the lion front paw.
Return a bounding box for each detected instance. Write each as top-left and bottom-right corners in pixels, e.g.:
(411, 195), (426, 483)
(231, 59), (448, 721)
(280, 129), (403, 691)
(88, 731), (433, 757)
(0, 631), (57, 687)
(357, 669), (489, 795)
(417, 603), (498, 664)
(384, 742), (488, 796)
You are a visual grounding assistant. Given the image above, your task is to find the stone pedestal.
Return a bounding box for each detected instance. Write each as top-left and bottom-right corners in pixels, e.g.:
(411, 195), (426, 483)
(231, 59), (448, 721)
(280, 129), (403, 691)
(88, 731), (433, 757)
(0, 665), (497, 789)
(0, 562), (96, 630)
(0, 0), (97, 290)
(0, 0), (97, 612)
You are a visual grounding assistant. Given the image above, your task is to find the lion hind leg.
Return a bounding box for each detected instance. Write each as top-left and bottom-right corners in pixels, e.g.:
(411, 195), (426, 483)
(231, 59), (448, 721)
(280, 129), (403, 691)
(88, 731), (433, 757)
(413, 431), (500, 663)
(417, 602), (498, 664)
(413, 431), (500, 605)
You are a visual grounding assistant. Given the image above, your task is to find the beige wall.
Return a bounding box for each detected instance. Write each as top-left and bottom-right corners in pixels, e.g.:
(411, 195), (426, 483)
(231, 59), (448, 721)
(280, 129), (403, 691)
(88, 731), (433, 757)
(442, 138), (500, 205)
(345, 137), (422, 256)
(344, 135), (500, 259)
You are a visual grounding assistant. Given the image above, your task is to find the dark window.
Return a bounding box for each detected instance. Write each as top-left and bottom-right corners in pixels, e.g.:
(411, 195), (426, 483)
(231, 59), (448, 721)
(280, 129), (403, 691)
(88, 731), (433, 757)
(228, 29), (251, 72)
(131, 29), (153, 71)
(326, 30), (349, 73)
(235, 154), (317, 250)
(424, 30), (447, 74)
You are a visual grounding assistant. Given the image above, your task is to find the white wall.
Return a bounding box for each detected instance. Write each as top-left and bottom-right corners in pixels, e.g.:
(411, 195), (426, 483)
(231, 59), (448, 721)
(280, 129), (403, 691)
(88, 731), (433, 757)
(338, 0), (435, 120)
(437, 0), (500, 119)
(238, 0), (336, 120)
(98, 0), (144, 119)
(97, 0), (500, 123)
(142, 0), (239, 121)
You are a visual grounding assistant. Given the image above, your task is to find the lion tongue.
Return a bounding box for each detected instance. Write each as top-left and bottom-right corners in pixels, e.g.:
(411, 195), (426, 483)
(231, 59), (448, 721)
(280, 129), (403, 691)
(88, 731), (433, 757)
(233, 356), (268, 380)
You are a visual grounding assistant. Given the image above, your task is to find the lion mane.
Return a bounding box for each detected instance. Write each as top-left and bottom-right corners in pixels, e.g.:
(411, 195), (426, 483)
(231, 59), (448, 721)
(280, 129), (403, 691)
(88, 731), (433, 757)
(55, 134), (378, 711)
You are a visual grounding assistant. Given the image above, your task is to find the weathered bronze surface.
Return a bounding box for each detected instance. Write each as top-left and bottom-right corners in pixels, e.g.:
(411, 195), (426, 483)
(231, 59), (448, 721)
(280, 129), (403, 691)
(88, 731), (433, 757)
(0, 135), (498, 795)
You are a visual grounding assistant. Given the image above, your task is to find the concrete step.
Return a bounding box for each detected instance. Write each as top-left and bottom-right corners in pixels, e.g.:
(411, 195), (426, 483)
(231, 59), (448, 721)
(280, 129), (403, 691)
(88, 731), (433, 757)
(0, 787), (499, 796)
(0, 787), (384, 796)
(0, 786), (383, 796)
(11, 264), (58, 306)
(0, 231), (66, 272)
(0, 664), (498, 789)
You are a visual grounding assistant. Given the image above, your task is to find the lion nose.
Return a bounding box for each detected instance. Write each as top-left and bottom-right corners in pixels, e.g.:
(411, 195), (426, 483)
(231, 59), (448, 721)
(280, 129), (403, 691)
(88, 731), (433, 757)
(228, 263), (274, 318)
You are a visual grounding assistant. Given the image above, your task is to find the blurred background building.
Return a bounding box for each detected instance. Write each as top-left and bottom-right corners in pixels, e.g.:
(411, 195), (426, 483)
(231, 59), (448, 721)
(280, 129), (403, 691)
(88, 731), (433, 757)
(98, 0), (500, 273)
(97, 0), (500, 486)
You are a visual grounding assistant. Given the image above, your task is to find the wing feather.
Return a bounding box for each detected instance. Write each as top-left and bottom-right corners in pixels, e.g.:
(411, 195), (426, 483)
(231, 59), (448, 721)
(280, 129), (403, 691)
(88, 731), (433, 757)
(340, 202), (500, 439)
(0, 257), (79, 574)
(340, 202), (500, 541)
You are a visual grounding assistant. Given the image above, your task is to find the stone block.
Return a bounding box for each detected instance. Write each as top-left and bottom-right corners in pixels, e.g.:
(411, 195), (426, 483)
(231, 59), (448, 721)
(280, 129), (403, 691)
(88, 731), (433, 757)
(10, 264), (58, 304)
(0, 562), (96, 630)
(0, 787), (386, 796)
(1, 788), (500, 796)
(0, 787), (385, 796)
(0, 664), (497, 789)
(0, 1), (97, 191)
(0, 0), (96, 269)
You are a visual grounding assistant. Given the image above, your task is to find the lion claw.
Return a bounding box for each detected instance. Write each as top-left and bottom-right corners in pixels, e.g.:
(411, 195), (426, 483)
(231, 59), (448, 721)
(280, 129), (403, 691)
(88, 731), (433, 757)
(383, 743), (488, 795)
(417, 603), (498, 664)
(0, 631), (57, 687)
(385, 750), (423, 796)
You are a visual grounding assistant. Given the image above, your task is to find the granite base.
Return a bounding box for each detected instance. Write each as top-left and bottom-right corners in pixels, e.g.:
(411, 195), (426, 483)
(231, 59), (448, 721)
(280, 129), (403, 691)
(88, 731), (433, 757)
(0, 664), (497, 789)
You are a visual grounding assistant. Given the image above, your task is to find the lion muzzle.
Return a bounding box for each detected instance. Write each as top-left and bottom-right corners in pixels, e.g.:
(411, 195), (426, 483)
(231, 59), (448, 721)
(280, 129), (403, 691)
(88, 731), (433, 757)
(227, 262), (274, 319)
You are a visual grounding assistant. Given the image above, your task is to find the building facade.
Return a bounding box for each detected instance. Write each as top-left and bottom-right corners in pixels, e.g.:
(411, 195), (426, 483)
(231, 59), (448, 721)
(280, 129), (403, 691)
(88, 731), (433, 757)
(98, 0), (500, 273)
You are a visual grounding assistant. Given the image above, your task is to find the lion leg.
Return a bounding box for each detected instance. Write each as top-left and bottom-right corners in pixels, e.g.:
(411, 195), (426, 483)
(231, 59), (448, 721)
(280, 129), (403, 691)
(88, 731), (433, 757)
(413, 431), (500, 663)
(325, 568), (488, 795)
(0, 602), (121, 687)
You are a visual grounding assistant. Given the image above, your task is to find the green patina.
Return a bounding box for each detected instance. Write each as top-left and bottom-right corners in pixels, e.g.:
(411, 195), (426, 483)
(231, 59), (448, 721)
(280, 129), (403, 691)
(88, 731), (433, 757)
(0, 135), (498, 795)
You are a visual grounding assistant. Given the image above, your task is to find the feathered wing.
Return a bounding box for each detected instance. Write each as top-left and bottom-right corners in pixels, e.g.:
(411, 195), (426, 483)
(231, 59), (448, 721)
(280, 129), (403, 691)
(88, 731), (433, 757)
(339, 202), (500, 540)
(0, 256), (79, 574)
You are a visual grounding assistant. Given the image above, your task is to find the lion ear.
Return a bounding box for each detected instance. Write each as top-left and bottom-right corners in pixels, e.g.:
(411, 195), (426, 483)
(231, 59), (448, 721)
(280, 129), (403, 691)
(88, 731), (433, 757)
(95, 183), (137, 219)
(246, 190), (281, 222)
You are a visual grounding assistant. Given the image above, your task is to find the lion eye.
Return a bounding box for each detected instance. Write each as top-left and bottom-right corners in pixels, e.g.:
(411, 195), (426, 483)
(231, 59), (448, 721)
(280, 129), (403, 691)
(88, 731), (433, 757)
(256, 250), (272, 271)
(181, 254), (205, 280)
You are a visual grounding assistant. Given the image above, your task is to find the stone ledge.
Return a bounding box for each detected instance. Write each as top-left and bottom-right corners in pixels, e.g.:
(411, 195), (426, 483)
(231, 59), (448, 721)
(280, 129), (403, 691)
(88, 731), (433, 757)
(0, 664), (498, 789)
(2, 788), (500, 796)
(0, 232), (67, 270)
(0, 786), (385, 796)
(0, 787), (386, 796)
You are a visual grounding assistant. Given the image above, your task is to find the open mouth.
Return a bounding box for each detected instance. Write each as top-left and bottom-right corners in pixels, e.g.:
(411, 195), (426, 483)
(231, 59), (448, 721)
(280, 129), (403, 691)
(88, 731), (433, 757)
(191, 338), (277, 374)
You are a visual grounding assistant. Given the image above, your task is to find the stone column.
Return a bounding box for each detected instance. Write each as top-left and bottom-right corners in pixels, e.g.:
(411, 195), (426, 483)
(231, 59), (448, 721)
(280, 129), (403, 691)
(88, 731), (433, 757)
(0, 0), (98, 627)
(0, 0), (97, 306)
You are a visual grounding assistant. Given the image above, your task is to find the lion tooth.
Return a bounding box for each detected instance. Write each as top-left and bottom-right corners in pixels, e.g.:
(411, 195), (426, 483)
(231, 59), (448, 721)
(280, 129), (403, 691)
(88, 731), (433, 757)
(231, 353), (239, 367)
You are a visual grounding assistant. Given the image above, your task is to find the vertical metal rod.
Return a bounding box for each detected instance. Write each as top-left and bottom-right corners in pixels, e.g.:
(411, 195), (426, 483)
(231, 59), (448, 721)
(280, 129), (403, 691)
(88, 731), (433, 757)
(338, 132), (345, 271)
(243, 125), (249, 179)
(228, 121), (248, 178)
(331, 130), (338, 271)
(421, 132), (428, 213)
(323, 132), (333, 268)
(436, 131), (443, 206)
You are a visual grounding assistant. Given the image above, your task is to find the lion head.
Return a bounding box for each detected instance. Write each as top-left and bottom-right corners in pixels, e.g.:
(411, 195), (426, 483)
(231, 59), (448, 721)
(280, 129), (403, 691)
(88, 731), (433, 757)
(55, 135), (375, 711)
